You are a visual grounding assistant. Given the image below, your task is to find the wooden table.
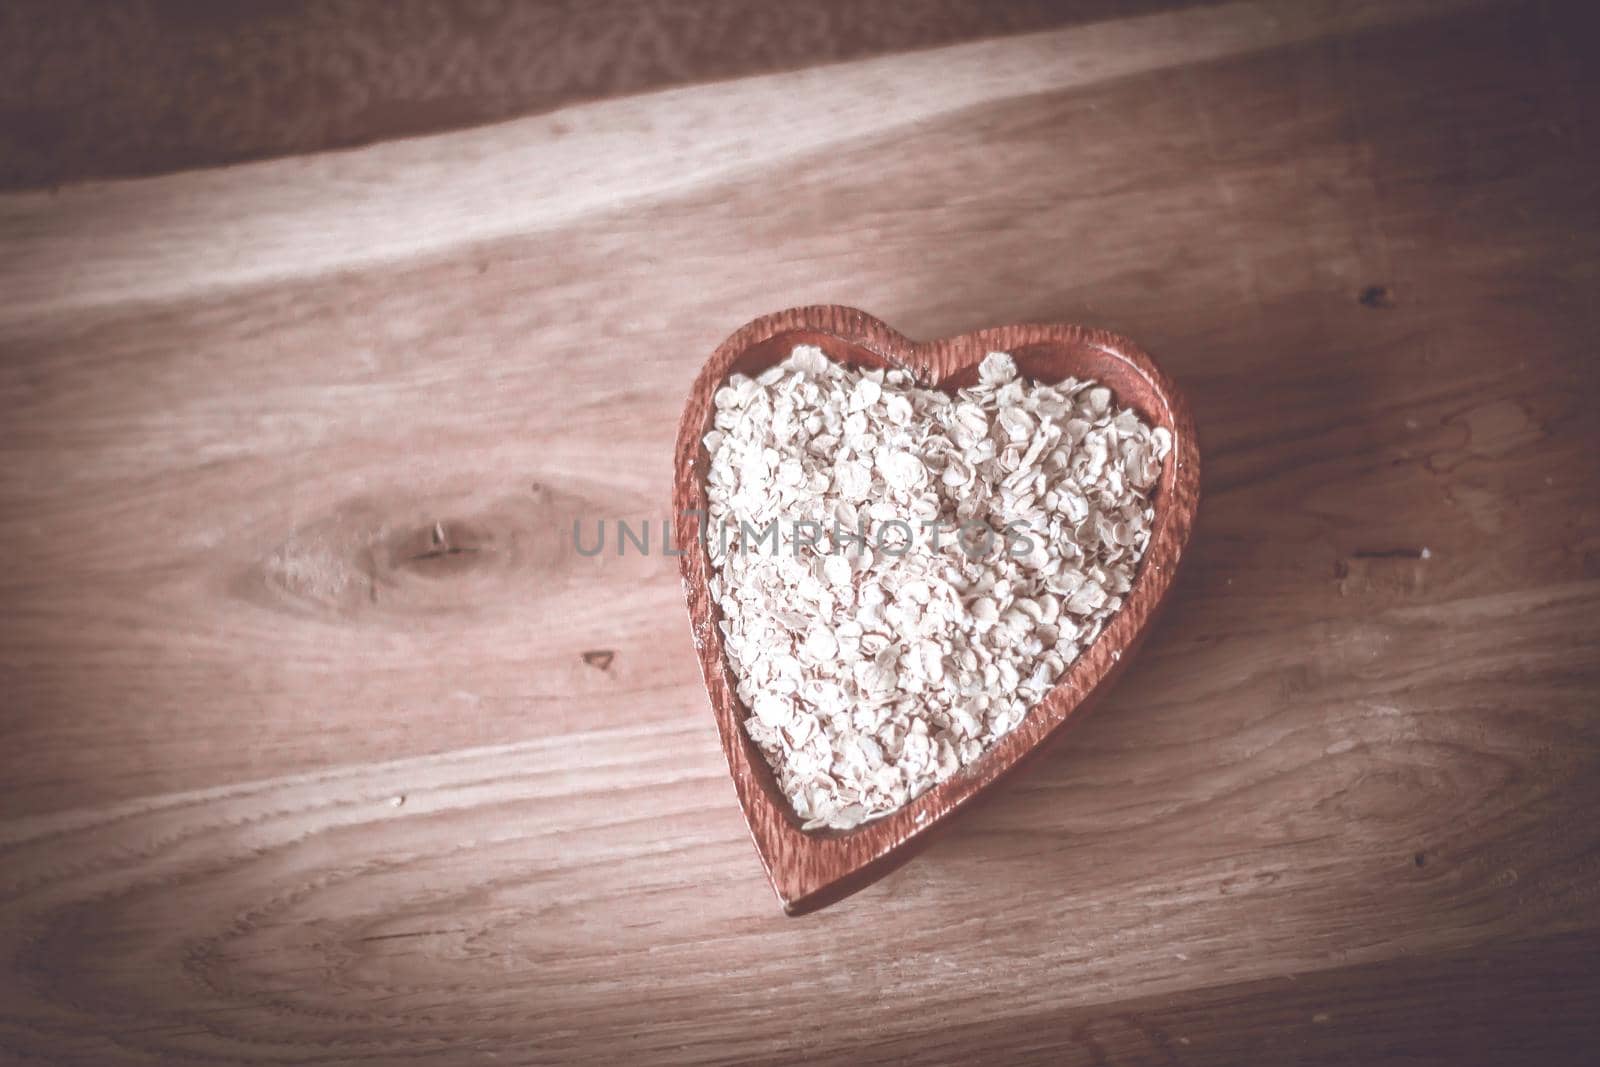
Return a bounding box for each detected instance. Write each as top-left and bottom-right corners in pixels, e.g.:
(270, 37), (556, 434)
(2, 1), (1597, 1062)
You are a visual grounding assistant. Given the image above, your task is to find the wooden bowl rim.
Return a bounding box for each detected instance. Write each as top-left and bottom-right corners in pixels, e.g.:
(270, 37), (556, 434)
(672, 306), (1200, 915)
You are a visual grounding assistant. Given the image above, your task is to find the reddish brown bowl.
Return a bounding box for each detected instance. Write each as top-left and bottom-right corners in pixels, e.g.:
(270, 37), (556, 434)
(673, 306), (1200, 914)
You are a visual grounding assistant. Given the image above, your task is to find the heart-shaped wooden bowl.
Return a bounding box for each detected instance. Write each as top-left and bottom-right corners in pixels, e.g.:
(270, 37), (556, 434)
(673, 306), (1199, 915)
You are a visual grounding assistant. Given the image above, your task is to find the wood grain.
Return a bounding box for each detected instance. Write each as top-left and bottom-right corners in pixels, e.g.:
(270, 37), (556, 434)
(673, 308), (1200, 913)
(0, 0), (1187, 190)
(2, 0), (1598, 1062)
(0, 0), (1484, 324)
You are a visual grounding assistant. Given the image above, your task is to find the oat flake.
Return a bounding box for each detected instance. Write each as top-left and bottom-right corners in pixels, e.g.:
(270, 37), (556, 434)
(704, 348), (1170, 831)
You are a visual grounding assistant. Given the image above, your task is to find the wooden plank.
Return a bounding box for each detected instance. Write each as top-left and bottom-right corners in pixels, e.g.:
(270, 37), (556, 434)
(1, 579), (1595, 1061)
(0, 0), (1192, 189)
(1, 0), (1590, 810)
(0, 0), (1484, 324)
(846, 932), (1600, 1065)
(0, 0), (1596, 1061)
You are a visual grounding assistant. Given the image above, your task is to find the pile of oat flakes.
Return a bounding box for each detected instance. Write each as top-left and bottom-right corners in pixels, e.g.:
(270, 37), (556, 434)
(703, 346), (1170, 830)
